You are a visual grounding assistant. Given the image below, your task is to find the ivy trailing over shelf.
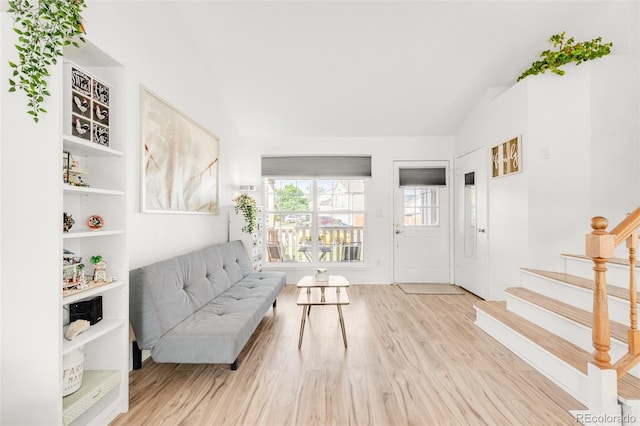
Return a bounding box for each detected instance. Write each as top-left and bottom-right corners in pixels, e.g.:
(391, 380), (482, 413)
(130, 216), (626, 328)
(233, 193), (258, 234)
(7, 0), (87, 123)
(517, 32), (613, 82)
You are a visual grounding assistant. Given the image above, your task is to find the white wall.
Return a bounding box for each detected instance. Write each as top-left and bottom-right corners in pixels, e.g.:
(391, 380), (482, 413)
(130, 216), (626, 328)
(1, 11), (63, 423)
(81, 4), (240, 269)
(242, 136), (454, 284)
(526, 67), (592, 271)
(590, 56), (640, 223)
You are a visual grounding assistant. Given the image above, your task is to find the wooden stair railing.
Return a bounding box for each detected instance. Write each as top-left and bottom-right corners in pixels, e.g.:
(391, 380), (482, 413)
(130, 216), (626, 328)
(587, 206), (640, 379)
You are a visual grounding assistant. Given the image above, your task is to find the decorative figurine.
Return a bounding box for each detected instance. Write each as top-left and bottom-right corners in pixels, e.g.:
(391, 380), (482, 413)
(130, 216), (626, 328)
(87, 214), (104, 230)
(91, 255), (108, 283)
(63, 212), (75, 232)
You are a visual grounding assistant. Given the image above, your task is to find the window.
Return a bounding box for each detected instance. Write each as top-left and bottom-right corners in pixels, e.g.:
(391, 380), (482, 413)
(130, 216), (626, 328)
(264, 178), (365, 263)
(403, 187), (439, 226)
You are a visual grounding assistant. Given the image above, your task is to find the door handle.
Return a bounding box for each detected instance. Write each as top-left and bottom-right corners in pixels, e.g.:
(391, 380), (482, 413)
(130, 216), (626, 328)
(478, 228), (486, 233)
(395, 229), (403, 234)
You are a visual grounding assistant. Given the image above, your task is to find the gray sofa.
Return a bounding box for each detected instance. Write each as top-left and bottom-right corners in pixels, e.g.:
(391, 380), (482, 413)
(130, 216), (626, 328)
(129, 240), (286, 370)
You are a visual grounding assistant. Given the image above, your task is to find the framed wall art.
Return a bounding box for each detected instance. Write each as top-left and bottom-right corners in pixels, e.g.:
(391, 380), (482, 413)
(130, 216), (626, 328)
(64, 62), (111, 146)
(491, 136), (522, 178)
(140, 86), (220, 214)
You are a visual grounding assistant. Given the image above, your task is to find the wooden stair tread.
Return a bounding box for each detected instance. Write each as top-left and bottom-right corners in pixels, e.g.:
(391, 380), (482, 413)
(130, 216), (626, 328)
(620, 375), (640, 400)
(521, 268), (638, 303)
(562, 253), (637, 268)
(476, 300), (589, 373)
(505, 287), (629, 343)
(476, 300), (640, 400)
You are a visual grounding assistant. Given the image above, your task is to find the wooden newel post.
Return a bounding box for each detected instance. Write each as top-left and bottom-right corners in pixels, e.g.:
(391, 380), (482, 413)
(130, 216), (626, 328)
(586, 216), (614, 369)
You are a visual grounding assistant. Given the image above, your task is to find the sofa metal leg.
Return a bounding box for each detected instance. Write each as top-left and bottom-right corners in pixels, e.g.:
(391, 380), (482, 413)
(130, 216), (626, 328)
(230, 358), (239, 371)
(132, 341), (142, 370)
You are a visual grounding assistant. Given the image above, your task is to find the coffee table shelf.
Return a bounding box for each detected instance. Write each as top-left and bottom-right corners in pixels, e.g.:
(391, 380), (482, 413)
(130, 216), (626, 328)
(296, 275), (349, 349)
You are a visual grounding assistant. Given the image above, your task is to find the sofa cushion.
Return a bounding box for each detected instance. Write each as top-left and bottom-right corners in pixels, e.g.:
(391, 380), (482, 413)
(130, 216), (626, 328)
(130, 241), (249, 349)
(215, 240), (252, 283)
(150, 272), (285, 363)
(129, 252), (208, 349)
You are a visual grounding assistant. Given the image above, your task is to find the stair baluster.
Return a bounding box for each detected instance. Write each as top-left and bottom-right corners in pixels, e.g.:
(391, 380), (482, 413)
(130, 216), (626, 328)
(628, 234), (639, 357)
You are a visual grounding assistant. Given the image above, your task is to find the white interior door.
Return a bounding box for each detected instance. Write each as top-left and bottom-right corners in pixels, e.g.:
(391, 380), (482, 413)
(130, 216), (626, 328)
(393, 161), (450, 284)
(455, 148), (488, 298)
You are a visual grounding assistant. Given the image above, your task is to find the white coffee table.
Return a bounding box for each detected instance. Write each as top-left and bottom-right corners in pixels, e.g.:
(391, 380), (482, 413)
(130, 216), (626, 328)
(296, 275), (349, 349)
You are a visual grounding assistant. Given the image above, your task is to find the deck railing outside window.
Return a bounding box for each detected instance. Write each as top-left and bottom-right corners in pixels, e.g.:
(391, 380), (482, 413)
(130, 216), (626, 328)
(264, 178), (365, 264)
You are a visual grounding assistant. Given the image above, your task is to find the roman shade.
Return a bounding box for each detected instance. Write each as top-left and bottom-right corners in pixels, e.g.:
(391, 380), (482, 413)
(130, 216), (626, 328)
(398, 167), (446, 186)
(261, 155), (372, 177)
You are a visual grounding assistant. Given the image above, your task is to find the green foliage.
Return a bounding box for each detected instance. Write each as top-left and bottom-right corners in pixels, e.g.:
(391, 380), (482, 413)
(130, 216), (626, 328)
(517, 32), (612, 82)
(275, 184), (310, 212)
(7, 0), (87, 123)
(90, 255), (103, 265)
(233, 193), (257, 234)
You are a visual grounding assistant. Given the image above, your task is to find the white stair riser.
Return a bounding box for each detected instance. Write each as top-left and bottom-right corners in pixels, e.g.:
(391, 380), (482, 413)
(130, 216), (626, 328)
(521, 272), (632, 325)
(564, 256), (636, 290)
(505, 293), (640, 379)
(619, 397), (640, 426)
(474, 307), (588, 405)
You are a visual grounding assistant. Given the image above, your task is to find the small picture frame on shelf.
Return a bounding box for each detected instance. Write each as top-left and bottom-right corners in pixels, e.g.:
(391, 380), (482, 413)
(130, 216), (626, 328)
(92, 79), (110, 106)
(64, 62), (112, 147)
(63, 151), (71, 183)
(71, 91), (91, 118)
(71, 114), (91, 141)
(70, 67), (91, 97)
(92, 123), (109, 147)
(92, 102), (109, 126)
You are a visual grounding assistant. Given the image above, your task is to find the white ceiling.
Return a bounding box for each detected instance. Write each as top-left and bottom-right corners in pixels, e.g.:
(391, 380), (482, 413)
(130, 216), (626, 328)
(114, 1), (639, 138)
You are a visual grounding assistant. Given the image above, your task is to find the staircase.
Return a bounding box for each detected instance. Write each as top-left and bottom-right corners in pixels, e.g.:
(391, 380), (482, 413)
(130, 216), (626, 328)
(475, 254), (640, 424)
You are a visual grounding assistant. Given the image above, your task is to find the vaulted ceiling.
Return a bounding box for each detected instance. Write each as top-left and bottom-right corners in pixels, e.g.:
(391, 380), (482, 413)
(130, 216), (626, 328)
(93, 1), (639, 138)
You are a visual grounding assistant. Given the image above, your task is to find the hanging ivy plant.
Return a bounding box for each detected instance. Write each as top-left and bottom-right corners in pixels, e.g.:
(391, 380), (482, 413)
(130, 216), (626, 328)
(517, 32), (612, 82)
(7, 0), (87, 123)
(233, 193), (257, 234)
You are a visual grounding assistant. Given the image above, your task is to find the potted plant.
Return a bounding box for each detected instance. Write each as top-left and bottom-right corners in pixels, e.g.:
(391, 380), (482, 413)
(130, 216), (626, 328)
(517, 32), (613, 81)
(233, 193), (257, 234)
(7, 0), (87, 122)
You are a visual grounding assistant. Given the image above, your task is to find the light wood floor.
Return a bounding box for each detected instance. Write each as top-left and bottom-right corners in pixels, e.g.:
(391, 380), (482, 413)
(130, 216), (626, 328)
(112, 285), (583, 425)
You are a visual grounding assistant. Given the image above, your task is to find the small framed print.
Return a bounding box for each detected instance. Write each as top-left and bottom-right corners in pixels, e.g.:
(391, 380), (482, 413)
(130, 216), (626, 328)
(71, 67), (91, 97)
(71, 91), (91, 118)
(92, 123), (109, 147)
(491, 136), (522, 178)
(92, 102), (109, 126)
(65, 62), (113, 146)
(93, 80), (110, 106)
(71, 114), (91, 140)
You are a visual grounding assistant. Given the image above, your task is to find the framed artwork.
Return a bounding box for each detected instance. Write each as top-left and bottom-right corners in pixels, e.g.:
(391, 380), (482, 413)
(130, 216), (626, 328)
(65, 63), (110, 147)
(491, 136), (522, 178)
(140, 86), (220, 214)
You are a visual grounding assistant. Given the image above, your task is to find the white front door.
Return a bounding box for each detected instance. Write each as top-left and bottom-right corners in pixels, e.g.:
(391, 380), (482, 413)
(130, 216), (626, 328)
(455, 148), (488, 299)
(393, 161), (450, 284)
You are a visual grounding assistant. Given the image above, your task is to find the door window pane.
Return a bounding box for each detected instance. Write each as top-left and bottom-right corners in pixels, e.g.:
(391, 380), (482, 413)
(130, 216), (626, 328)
(464, 183), (477, 257)
(403, 187), (439, 226)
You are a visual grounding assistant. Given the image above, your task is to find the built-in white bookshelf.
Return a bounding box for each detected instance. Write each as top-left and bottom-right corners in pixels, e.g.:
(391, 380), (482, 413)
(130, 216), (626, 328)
(59, 40), (128, 425)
